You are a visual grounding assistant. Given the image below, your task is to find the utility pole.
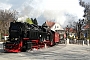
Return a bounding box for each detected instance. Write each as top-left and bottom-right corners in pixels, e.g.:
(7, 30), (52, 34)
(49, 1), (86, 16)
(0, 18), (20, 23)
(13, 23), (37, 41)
(77, 19), (84, 39)
(66, 25), (69, 40)
(77, 20), (81, 39)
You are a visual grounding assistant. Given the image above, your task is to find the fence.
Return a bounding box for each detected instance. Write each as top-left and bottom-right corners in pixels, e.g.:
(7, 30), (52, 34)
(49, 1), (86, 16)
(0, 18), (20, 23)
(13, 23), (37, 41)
(60, 39), (90, 45)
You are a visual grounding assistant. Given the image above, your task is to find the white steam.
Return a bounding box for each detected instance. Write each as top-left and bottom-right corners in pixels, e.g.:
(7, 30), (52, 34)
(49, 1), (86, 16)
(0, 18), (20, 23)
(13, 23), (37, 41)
(19, 0), (84, 27)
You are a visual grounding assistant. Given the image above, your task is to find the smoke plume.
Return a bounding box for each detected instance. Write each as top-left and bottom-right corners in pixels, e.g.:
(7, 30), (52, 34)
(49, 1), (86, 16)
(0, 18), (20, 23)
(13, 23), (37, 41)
(19, 0), (84, 27)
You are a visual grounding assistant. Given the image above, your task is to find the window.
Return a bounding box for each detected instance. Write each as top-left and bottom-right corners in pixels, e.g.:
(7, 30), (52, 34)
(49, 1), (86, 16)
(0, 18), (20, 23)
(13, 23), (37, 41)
(55, 26), (56, 28)
(57, 26), (59, 28)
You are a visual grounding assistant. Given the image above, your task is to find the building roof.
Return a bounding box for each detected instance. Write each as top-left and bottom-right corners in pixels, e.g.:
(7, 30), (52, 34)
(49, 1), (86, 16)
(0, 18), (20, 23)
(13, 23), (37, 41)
(45, 20), (55, 28)
(66, 27), (76, 33)
(42, 20), (64, 31)
(83, 25), (89, 29)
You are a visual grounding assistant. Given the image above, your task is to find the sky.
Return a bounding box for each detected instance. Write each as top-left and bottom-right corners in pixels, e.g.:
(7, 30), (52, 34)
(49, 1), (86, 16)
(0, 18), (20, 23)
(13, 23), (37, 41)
(0, 0), (89, 27)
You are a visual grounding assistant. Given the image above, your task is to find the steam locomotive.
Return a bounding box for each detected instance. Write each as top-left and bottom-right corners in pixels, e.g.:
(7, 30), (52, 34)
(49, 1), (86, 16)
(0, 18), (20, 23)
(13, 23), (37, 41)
(3, 21), (60, 52)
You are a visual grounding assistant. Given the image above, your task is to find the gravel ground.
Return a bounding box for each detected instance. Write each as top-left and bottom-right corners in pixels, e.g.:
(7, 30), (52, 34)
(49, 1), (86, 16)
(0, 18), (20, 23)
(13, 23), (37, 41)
(0, 43), (90, 60)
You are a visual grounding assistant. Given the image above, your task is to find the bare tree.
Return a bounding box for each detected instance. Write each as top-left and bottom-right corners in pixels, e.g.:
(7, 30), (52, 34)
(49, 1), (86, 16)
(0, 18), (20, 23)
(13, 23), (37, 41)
(0, 9), (18, 35)
(79, 0), (90, 39)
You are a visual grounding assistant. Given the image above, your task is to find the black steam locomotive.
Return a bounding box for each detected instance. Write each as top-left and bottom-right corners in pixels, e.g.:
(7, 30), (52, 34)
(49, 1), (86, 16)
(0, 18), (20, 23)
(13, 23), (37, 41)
(3, 21), (60, 52)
